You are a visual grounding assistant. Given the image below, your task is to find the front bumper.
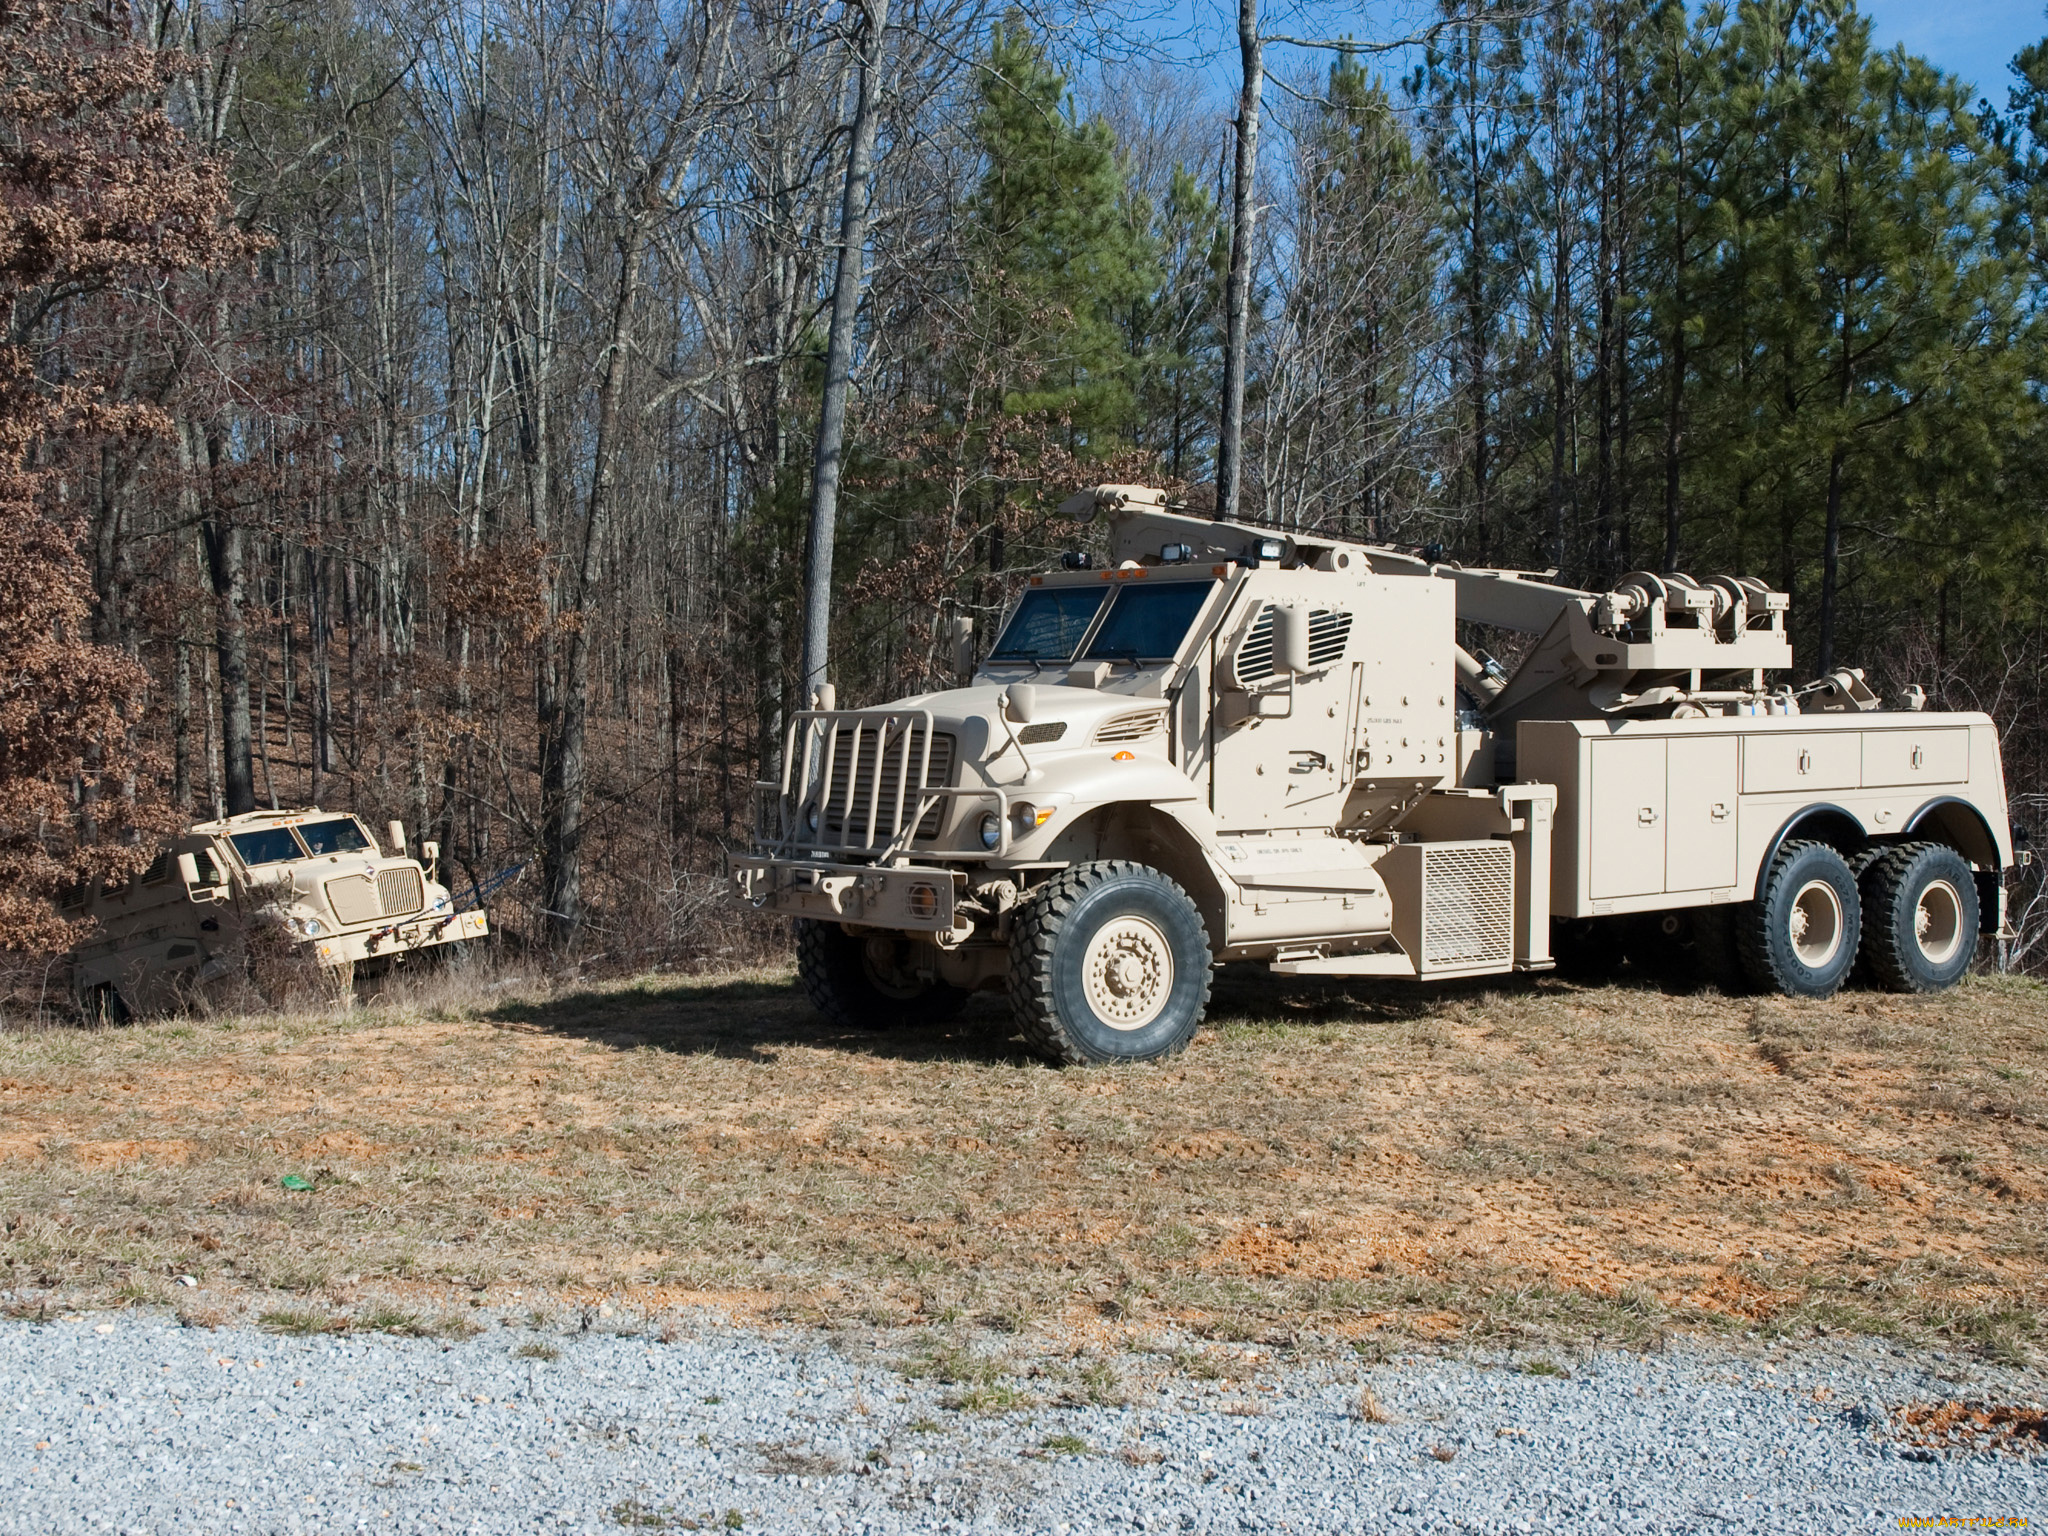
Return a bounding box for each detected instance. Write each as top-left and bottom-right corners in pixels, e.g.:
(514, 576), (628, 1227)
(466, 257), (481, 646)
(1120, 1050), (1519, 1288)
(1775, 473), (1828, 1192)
(312, 908), (490, 966)
(731, 856), (961, 933)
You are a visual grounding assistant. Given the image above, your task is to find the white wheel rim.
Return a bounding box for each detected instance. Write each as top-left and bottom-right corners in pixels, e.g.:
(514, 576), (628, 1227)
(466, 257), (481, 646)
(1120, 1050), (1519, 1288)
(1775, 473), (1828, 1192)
(1914, 879), (1964, 966)
(1787, 878), (1844, 969)
(1080, 915), (1174, 1031)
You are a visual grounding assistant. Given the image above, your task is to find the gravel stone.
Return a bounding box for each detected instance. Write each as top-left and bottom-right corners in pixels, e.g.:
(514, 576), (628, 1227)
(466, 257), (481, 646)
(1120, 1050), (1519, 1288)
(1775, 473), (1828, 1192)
(0, 1314), (2040, 1532)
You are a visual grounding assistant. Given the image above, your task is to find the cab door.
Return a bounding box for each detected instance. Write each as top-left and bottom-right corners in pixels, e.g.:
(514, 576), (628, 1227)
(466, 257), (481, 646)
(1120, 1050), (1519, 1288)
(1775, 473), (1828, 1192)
(1207, 597), (1356, 831)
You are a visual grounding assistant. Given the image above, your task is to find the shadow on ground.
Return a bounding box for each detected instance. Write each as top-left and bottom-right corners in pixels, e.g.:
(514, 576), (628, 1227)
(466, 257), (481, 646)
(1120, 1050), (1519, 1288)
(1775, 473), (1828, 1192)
(480, 959), (1707, 1066)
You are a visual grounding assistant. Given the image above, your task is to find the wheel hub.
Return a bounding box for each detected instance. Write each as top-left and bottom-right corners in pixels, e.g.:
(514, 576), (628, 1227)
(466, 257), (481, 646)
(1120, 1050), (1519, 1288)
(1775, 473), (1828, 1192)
(1787, 879), (1843, 969)
(1080, 916), (1174, 1031)
(1913, 879), (1963, 965)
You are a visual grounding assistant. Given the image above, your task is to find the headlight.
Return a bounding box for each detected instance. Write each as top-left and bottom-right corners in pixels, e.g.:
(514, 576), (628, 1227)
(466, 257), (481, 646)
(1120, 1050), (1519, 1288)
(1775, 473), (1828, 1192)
(1012, 803), (1054, 834)
(978, 812), (1002, 850)
(303, 917), (324, 937)
(804, 805), (820, 833)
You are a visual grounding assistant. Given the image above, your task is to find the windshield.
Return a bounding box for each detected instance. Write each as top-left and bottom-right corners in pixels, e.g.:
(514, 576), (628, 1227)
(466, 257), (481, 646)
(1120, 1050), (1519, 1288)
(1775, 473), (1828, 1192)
(990, 587), (1109, 662)
(299, 818), (373, 855)
(1084, 581), (1214, 663)
(229, 827), (304, 867)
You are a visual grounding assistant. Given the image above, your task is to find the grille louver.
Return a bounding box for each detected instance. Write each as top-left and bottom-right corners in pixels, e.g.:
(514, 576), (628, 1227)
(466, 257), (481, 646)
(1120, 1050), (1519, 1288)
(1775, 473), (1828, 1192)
(1095, 710), (1166, 744)
(1234, 608), (1352, 684)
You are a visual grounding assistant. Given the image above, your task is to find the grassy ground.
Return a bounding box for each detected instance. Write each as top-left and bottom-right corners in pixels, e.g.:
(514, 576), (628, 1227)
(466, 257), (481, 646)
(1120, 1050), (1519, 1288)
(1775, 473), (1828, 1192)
(1, 961), (2043, 1364)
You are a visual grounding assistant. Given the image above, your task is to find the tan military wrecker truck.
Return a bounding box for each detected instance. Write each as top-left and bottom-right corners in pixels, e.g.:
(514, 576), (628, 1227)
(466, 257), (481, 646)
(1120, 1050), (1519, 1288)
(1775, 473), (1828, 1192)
(732, 485), (2018, 1064)
(67, 809), (489, 1019)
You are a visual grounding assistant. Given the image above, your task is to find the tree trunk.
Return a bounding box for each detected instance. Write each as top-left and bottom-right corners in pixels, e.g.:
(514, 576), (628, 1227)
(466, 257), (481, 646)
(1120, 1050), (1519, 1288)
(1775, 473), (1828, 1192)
(799, 0), (890, 703)
(1216, 0), (1261, 522)
(192, 421), (255, 816)
(542, 217), (648, 943)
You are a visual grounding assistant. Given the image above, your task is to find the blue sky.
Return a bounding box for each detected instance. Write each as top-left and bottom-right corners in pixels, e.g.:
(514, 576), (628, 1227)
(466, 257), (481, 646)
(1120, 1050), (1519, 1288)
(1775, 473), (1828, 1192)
(1862, 0), (2042, 102)
(1120, 0), (2047, 113)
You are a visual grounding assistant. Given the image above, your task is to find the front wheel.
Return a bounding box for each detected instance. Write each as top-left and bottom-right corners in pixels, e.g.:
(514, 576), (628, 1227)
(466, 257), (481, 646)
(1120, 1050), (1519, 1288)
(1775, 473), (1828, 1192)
(1860, 842), (1980, 993)
(1736, 840), (1862, 999)
(795, 921), (968, 1030)
(1009, 861), (1213, 1066)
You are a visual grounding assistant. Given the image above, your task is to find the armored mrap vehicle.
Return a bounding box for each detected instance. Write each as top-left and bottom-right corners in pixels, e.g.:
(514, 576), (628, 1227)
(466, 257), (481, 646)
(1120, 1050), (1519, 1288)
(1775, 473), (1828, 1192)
(68, 809), (489, 1018)
(733, 485), (2017, 1064)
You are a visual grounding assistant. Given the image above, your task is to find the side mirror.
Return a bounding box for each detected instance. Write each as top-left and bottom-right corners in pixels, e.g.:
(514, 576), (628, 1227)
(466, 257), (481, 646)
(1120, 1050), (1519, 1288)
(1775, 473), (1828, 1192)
(177, 852), (201, 888)
(387, 819), (407, 856)
(946, 614), (974, 677)
(1272, 605), (1312, 675)
(811, 682), (836, 713)
(1004, 685), (1040, 725)
(421, 840), (440, 878)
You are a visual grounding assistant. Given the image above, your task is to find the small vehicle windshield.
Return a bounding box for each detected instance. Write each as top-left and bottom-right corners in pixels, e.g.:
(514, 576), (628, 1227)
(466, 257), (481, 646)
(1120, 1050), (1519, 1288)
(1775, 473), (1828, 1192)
(1084, 581), (1214, 663)
(229, 827), (304, 866)
(990, 587), (1109, 662)
(299, 818), (373, 856)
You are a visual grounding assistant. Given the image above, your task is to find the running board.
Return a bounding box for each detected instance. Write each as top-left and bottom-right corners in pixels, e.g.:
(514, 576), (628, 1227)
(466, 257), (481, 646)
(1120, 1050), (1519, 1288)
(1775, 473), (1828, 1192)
(1268, 949), (1417, 978)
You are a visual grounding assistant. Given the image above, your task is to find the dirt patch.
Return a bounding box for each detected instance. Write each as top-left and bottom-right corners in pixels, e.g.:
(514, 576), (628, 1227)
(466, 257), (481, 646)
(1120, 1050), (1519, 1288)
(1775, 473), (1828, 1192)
(1896, 1400), (2048, 1454)
(0, 965), (2043, 1355)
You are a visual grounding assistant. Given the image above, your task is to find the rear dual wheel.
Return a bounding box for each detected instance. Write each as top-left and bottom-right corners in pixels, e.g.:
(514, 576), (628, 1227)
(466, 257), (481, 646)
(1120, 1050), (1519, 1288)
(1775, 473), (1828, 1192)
(1738, 837), (1981, 999)
(1737, 840), (1861, 999)
(1859, 841), (1979, 993)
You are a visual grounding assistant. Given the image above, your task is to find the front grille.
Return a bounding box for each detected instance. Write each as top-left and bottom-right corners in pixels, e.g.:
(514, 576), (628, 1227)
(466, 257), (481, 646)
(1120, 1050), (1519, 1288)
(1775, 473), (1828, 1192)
(325, 875), (380, 926)
(812, 720), (955, 845)
(1420, 843), (1513, 968)
(1096, 710), (1165, 743)
(377, 866), (425, 917)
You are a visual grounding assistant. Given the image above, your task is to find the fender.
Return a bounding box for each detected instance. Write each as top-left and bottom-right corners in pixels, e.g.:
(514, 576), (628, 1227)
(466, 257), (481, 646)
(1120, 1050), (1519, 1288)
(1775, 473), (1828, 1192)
(1903, 795), (2006, 871)
(1753, 803), (1867, 896)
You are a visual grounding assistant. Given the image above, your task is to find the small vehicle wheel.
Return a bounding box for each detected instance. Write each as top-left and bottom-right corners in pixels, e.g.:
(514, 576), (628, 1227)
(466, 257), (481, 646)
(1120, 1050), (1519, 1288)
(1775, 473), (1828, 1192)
(1735, 840), (1862, 999)
(794, 920), (968, 1030)
(1859, 841), (1979, 993)
(1009, 860), (1212, 1065)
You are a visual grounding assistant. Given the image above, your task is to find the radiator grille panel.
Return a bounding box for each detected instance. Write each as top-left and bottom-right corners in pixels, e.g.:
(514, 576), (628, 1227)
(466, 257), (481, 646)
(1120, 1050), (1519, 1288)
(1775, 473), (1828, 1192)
(377, 866), (425, 918)
(818, 725), (954, 843)
(1421, 844), (1513, 968)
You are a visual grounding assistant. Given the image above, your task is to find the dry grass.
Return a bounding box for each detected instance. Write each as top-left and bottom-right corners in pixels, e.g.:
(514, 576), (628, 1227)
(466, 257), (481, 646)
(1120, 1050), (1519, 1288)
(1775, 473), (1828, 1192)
(2, 959), (2045, 1361)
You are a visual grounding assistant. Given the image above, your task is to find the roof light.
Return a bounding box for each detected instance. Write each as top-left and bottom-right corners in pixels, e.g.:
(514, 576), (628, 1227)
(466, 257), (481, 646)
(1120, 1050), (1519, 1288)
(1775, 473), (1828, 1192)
(1059, 551), (1094, 570)
(1160, 543), (1192, 563)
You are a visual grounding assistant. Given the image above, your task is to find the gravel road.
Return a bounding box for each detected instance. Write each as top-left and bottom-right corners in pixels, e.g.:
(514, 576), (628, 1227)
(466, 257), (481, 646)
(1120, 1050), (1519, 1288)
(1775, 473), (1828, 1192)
(0, 1310), (2040, 1534)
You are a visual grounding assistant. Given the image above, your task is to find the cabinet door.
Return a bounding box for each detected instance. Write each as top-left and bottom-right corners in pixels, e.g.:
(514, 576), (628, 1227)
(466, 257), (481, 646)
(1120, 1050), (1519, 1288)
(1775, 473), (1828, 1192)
(1741, 730), (1860, 793)
(1861, 728), (1969, 788)
(1665, 736), (1738, 892)
(1589, 738), (1668, 899)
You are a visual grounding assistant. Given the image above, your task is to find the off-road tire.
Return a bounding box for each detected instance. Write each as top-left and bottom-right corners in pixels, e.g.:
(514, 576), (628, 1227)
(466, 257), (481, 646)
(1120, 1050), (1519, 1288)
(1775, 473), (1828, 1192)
(1009, 861), (1212, 1066)
(1735, 840), (1862, 999)
(1859, 841), (1979, 994)
(794, 920), (968, 1031)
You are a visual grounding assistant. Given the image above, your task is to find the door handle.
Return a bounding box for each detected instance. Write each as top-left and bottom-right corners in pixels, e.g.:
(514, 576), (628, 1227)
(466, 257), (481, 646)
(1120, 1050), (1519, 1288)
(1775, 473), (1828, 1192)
(1638, 806), (1659, 826)
(1710, 803), (1729, 822)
